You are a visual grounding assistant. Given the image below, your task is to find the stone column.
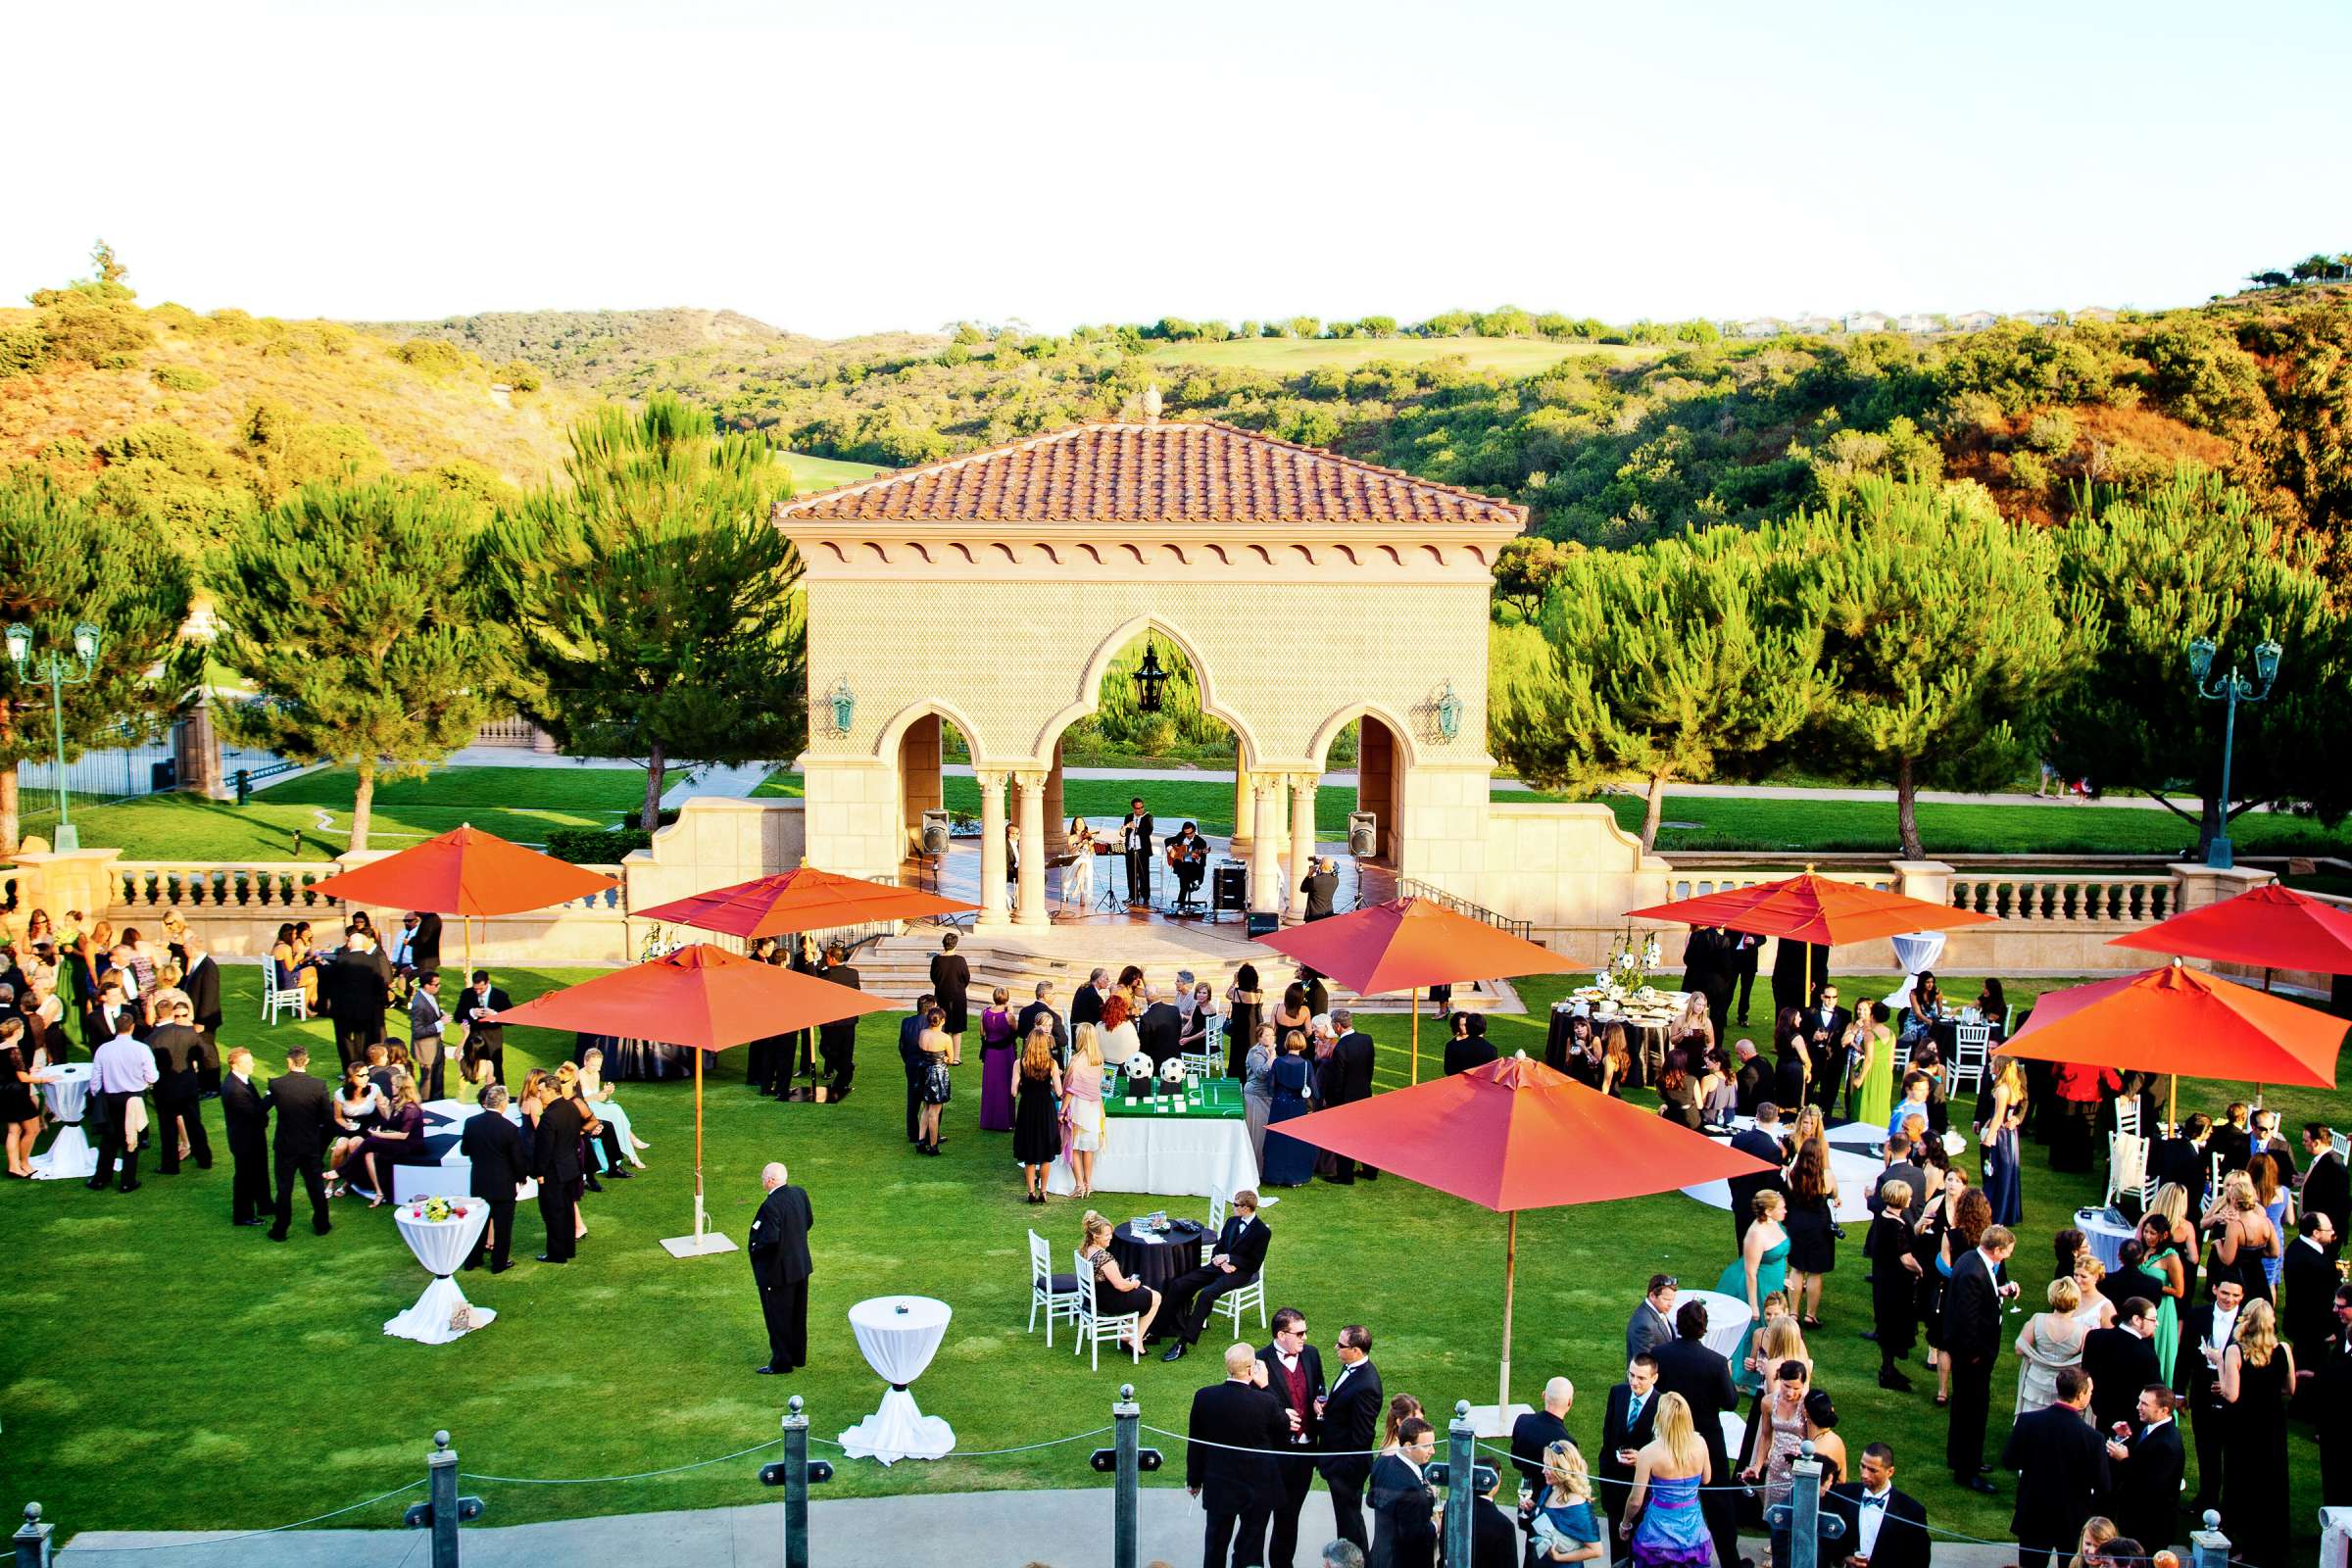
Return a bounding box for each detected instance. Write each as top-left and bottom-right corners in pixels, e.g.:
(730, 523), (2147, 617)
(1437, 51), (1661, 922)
(977, 770), (1008, 928)
(1888, 859), (1956, 908)
(1249, 781), (1284, 914)
(1262, 773), (1290, 850)
(1014, 771), (1049, 928)
(1232, 764), (1255, 851)
(1288, 775), (1318, 920)
(1044, 742), (1068, 860)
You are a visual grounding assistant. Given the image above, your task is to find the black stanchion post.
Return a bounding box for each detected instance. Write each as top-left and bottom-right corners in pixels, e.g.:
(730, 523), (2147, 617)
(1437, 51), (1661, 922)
(403, 1430), (484, 1568)
(1763, 1446), (1839, 1568)
(14, 1503), (53, 1568)
(759, 1394), (833, 1568)
(2189, 1508), (2230, 1568)
(1113, 1384), (1142, 1568)
(1443, 1400), (1475, 1568)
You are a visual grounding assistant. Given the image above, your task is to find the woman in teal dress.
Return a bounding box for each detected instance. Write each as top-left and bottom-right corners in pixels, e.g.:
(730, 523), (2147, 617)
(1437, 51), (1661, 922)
(2127, 1222), (2186, 1386)
(1716, 1190), (1791, 1392)
(1530, 1440), (1604, 1563)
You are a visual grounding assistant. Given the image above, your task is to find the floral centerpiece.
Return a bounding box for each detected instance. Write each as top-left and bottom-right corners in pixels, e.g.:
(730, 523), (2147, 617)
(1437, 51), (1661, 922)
(416, 1197), (471, 1223)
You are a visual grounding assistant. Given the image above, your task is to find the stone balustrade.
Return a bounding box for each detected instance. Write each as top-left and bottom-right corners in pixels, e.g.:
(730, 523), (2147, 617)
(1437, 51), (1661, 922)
(1947, 874), (2176, 924)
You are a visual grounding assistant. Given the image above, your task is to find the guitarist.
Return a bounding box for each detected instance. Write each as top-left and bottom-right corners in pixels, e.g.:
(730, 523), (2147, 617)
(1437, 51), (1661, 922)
(1165, 820), (1208, 910)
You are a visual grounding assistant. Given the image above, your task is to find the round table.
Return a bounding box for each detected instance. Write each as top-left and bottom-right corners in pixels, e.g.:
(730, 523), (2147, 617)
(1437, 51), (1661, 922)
(30, 1062), (95, 1181)
(839, 1296), (956, 1464)
(383, 1202), (497, 1345)
(2075, 1206), (2135, 1271)
(1110, 1219), (1207, 1293)
(1678, 1288), (1755, 1363)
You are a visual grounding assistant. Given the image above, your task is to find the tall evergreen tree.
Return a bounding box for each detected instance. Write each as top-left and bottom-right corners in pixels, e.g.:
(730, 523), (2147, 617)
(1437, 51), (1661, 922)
(491, 396), (804, 830)
(1494, 528), (1826, 850)
(208, 477), (514, 852)
(0, 480), (195, 853)
(1770, 477), (2094, 859)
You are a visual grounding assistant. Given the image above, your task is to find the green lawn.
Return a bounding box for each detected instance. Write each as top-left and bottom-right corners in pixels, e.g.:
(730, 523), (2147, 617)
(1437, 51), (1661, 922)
(5, 964), (2337, 1556)
(779, 451), (887, 491)
(1143, 337), (1663, 376)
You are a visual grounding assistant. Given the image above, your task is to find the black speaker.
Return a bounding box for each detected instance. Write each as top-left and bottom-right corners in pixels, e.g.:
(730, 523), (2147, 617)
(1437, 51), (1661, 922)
(920, 809), (952, 857)
(1348, 811), (1377, 858)
(1246, 912), (1281, 938)
(1211, 864), (1247, 911)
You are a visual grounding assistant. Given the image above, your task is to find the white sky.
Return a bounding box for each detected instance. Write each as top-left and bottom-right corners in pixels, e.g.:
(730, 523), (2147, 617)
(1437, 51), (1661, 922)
(6, 0), (2347, 339)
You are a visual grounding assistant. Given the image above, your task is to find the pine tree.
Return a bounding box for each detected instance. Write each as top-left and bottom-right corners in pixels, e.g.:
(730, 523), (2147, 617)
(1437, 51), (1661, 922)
(1494, 527), (1826, 850)
(208, 478), (514, 852)
(490, 395), (805, 830)
(1772, 477), (2095, 859)
(0, 480), (195, 852)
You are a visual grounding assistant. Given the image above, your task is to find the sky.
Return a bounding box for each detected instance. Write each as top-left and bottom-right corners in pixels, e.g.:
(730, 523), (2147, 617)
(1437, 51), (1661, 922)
(7, 0), (2349, 339)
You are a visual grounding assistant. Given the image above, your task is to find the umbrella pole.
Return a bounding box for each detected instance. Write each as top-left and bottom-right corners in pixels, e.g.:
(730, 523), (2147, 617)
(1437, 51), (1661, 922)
(694, 1048), (707, 1243)
(1499, 1209), (1518, 1417)
(1410, 989), (1420, 1087)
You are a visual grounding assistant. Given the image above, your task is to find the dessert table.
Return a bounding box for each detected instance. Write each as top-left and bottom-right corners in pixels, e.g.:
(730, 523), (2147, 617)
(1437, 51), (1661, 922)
(384, 1200), (498, 1345)
(840, 1295), (956, 1463)
(30, 1062), (95, 1181)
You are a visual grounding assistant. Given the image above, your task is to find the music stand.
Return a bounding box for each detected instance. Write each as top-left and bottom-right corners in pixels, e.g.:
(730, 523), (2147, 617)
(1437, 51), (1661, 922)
(1093, 844), (1125, 912)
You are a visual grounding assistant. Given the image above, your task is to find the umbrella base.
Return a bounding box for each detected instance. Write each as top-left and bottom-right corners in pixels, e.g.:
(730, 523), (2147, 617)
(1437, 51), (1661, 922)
(1460, 1401), (1532, 1441)
(661, 1230), (740, 1258)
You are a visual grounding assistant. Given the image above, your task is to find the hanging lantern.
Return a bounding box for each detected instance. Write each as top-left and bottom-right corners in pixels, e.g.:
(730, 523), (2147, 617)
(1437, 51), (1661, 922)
(827, 676), (857, 735)
(1133, 643), (1170, 713)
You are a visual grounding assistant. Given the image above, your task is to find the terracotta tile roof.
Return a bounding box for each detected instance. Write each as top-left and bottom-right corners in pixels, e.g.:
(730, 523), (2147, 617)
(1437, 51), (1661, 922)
(771, 420), (1526, 528)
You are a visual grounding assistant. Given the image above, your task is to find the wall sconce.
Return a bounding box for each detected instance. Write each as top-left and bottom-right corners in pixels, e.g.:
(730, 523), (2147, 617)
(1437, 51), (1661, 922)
(827, 676), (857, 735)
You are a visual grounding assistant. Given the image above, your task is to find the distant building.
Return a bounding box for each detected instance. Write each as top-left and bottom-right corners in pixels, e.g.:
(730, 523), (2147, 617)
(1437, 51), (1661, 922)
(1737, 318), (1786, 338)
(1843, 311), (1890, 333)
(1952, 310), (1999, 332)
(2073, 307), (2119, 324)
(2018, 311), (2062, 327)
(1788, 315), (1839, 335)
(1892, 313), (1939, 334)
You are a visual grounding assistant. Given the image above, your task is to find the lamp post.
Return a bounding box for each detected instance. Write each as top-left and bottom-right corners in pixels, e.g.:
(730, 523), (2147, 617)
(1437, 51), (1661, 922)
(2187, 634), (2281, 869)
(5, 621), (102, 853)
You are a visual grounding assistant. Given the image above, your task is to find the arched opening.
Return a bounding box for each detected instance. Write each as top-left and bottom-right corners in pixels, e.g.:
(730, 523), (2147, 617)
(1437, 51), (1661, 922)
(895, 710), (982, 891)
(1309, 705), (1415, 889)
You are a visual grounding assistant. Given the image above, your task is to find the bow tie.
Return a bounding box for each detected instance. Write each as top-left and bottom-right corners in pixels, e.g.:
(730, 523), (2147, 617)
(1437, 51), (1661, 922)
(1860, 1494), (1887, 1510)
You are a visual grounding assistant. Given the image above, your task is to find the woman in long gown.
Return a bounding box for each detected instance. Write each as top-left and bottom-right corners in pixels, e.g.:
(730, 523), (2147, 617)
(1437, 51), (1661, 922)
(577, 1048), (649, 1167)
(1012, 1027), (1062, 1203)
(978, 986), (1017, 1134)
(2203, 1170), (2281, 1305)
(1059, 1025), (1104, 1199)
(1624, 1393), (1712, 1568)
(1978, 1055), (2027, 1228)
(1225, 965), (1262, 1082)
(2126, 1224), (2185, 1386)
(1717, 1190), (1791, 1392)
(2220, 1299), (2293, 1568)
(1783, 1138), (1839, 1328)
(1851, 1003), (1894, 1132)
(1260, 1030), (1317, 1187)
(2013, 1276), (2086, 1415)
(2247, 1152), (2294, 1294)
(1241, 1023), (1278, 1173)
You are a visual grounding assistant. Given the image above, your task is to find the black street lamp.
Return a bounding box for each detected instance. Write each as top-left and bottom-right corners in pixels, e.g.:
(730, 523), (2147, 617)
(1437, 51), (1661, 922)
(1132, 643), (1170, 714)
(2187, 633), (2282, 868)
(5, 621), (101, 853)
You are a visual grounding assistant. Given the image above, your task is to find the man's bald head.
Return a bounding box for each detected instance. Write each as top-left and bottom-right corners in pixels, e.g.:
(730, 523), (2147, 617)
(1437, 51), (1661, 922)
(761, 1161), (788, 1190)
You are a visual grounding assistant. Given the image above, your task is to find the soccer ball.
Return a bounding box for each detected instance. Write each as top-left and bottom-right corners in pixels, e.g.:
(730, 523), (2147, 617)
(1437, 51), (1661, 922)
(1160, 1056), (1189, 1085)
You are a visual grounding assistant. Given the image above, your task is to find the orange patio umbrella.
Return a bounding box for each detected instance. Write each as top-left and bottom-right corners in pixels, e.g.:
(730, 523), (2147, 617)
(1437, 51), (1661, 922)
(1277, 1053), (1777, 1416)
(490, 945), (894, 1257)
(633, 866), (976, 941)
(306, 822), (620, 972)
(2109, 882), (2352, 975)
(1253, 898), (1582, 1084)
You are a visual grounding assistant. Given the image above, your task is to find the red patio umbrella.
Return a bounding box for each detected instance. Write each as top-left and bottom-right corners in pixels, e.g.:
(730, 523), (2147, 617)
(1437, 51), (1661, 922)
(1254, 898), (1582, 1084)
(490, 945), (894, 1256)
(2109, 882), (2352, 974)
(633, 866), (976, 941)
(306, 823), (620, 973)
(1276, 1053), (1777, 1416)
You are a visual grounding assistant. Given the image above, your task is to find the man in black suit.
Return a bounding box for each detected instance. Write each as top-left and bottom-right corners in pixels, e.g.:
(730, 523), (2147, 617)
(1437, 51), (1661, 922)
(2002, 1366), (2110, 1568)
(410, 910), (443, 975)
(220, 1046), (271, 1226)
(2181, 1277), (2242, 1514)
(454, 969), (513, 1086)
(322, 934), (394, 1068)
(265, 1046), (334, 1241)
(1322, 1012), (1377, 1183)
(1318, 1325), (1383, 1553)
(1508, 1378), (1576, 1545)
(1188, 1341), (1287, 1568)
(1732, 1039), (1770, 1117)
(2102, 1384), (2183, 1556)
(2148, 1113), (2212, 1209)
(181, 935), (223, 1095)
(817, 944), (860, 1098)
(2286, 1210), (2341, 1372)
(1016, 980), (1067, 1063)
(1727, 931), (1762, 1024)
(1139, 983), (1184, 1065)
(90, 979), (140, 1054)
(2313, 1285), (2352, 1506)
(532, 1077), (586, 1262)
(899, 992), (936, 1144)
(1945, 1222), (2019, 1492)
(1822, 1443), (1929, 1568)
(1072, 968), (1110, 1036)
(1729, 1104), (1788, 1250)
(1369, 1417), (1438, 1568)
(1650, 1299), (1740, 1568)
(1163, 1190), (1272, 1360)
(2082, 1298), (2162, 1433)
(748, 1160), (815, 1374)
(1625, 1275), (1679, 1364)
(1867, 1137), (1929, 1231)
(1769, 937), (1830, 1015)
(1121, 798), (1154, 906)
(1680, 926), (1724, 1013)
(1253, 1307), (1325, 1568)
(1802, 983), (1850, 1112)
(2303, 1123), (2348, 1237)
(1298, 858), (1339, 922)
(460, 1086), (528, 1273)
(146, 996), (213, 1175)
(1597, 1353), (1660, 1556)
(1466, 1469), (1518, 1568)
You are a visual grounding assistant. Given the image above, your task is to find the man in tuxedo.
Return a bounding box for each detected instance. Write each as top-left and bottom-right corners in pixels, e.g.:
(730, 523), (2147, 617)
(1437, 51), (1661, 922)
(1597, 1353), (1660, 1556)
(1072, 968), (1110, 1036)
(2314, 1285), (2352, 1505)
(220, 1047), (272, 1225)
(1679, 926), (1724, 1012)
(322, 933), (394, 1068)
(1769, 937), (1830, 1015)
(90, 979), (140, 1054)
(86, 1012), (157, 1193)
(1298, 858), (1339, 922)
(1188, 1342), (1286, 1568)
(1625, 1275), (1679, 1362)
(455, 969), (512, 1086)
(1727, 932), (1763, 1024)
(1138, 983), (1184, 1066)
(2182, 1278), (2242, 1514)
(2303, 1123), (2348, 1237)
(1368, 1417), (1438, 1568)
(1822, 1443), (1929, 1568)
(1802, 983), (1850, 1112)
(1508, 1378), (1576, 1545)
(2285, 1211), (2341, 1372)
(2103, 1384), (2183, 1555)
(146, 994), (213, 1174)
(1317, 1325), (1383, 1553)
(899, 992), (937, 1144)
(1945, 1223), (2020, 1492)
(817, 944), (860, 1098)
(460, 1086), (528, 1272)
(1121, 797), (1154, 906)
(1732, 1039), (1770, 1117)
(533, 1075), (586, 1262)
(1162, 1190), (1272, 1360)
(1729, 1105), (1788, 1249)
(2148, 1113), (2212, 1209)
(2082, 1298), (2162, 1431)
(1465, 1469), (1518, 1568)
(410, 909), (443, 974)
(1322, 1011), (1377, 1182)
(1650, 1299), (1739, 1568)
(749, 1160), (815, 1374)
(181, 935), (223, 1095)
(2002, 1367), (2110, 1568)
(1253, 1308), (1325, 1568)
(1017, 980), (1068, 1063)
(265, 1046), (334, 1240)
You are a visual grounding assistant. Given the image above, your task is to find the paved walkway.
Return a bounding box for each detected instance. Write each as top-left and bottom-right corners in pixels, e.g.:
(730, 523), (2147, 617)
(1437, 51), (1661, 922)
(53, 1490), (2016, 1567)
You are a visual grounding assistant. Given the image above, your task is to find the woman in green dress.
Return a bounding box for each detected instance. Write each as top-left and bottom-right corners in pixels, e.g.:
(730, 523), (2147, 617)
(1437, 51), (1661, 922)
(2127, 1223), (2186, 1386)
(1716, 1190), (1791, 1391)
(1849, 1002), (1895, 1134)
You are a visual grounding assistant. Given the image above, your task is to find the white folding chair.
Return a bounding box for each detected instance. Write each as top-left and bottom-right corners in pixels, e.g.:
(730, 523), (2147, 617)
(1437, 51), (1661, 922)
(1948, 1022), (1990, 1098)
(1203, 1186), (1228, 1265)
(1183, 1014), (1224, 1080)
(1211, 1269), (1269, 1342)
(1071, 1250), (1139, 1370)
(2333, 1131), (2349, 1166)
(1890, 1039), (1912, 1078)
(1027, 1230), (1079, 1348)
(2115, 1098), (2142, 1142)
(2106, 1131), (2153, 1210)
(263, 959), (308, 1024)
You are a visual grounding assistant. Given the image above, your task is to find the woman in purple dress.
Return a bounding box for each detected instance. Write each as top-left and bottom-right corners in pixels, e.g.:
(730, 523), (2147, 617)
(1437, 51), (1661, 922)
(1624, 1393), (1713, 1567)
(355, 1070), (431, 1207)
(978, 986), (1017, 1133)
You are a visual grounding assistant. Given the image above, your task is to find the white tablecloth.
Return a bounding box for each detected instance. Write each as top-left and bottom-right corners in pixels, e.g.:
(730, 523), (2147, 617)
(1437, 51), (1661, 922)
(1046, 1115), (1258, 1200)
(1883, 932), (1947, 1009)
(1680, 1289), (1755, 1363)
(2320, 1504), (2352, 1568)
(31, 1062), (95, 1181)
(400, 1101), (535, 1204)
(1681, 1142), (1879, 1223)
(384, 1203), (497, 1345)
(2075, 1206), (2135, 1272)
(840, 1296), (955, 1463)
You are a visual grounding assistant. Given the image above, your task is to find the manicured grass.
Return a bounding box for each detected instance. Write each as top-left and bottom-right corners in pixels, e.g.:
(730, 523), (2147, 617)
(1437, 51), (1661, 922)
(779, 451), (887, 491)
(5, 963), (2336, 1554)
(1143, 337), (1663, 376)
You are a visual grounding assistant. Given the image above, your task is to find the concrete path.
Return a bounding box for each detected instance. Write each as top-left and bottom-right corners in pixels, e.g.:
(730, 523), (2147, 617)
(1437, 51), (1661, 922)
(662, 760), (772, 808)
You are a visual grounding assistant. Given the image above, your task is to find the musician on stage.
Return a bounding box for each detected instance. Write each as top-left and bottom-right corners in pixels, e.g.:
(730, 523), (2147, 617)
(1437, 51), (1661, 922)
(1166, 821), (1208, 910)
(1121, 797), (1153, 906)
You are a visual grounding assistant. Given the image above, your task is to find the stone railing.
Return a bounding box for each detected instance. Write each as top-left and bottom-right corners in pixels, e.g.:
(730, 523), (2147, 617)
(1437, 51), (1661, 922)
(1663, 867), (1892, 902)
(1947, 874), (2175, 924)
(110, 862), (626, 915)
